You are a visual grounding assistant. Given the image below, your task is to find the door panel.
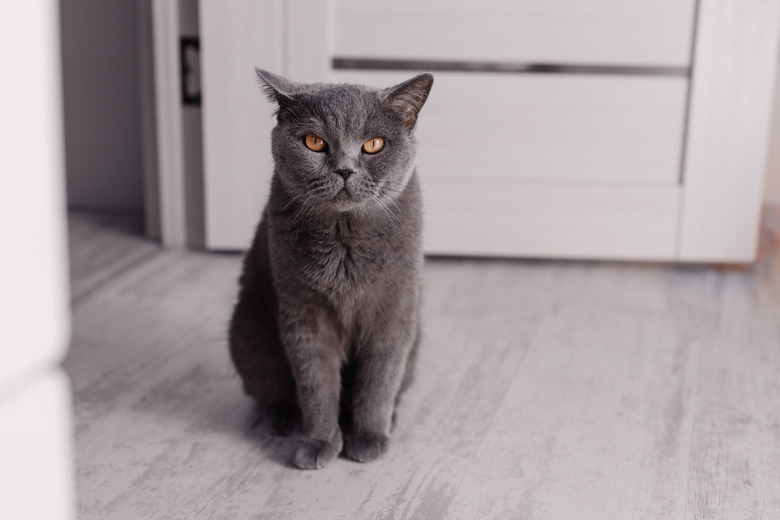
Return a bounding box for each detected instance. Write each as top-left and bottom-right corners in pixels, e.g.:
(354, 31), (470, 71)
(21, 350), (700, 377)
(200, 0), (284, 250)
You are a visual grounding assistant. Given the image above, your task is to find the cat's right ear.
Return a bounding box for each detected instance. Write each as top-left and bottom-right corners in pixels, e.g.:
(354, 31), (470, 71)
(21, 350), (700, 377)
(383, 73), (434, 128)
(255, 68), (298, 108)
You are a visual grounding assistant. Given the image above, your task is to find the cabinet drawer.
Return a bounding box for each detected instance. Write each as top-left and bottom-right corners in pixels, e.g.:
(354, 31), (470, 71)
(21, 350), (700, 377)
(331, 71), (688, 185)
(424, 181), (680, 260)
(333, 0), (696, 67)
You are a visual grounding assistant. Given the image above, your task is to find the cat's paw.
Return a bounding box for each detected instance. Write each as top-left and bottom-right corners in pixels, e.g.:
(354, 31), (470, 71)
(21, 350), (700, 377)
(343, 430), (389, 463)
(292, 434), (342, 470)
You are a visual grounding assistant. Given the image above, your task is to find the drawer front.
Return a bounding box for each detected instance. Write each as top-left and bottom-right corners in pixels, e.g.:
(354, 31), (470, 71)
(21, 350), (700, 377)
(331, 71), (688, 185)
(424, 182), (680, 260)
(333, 0), (696, 67)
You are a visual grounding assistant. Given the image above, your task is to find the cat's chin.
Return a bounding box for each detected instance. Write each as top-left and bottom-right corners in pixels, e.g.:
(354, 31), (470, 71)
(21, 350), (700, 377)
(329, 189), (368, 212)
(331, 200), (367, 213)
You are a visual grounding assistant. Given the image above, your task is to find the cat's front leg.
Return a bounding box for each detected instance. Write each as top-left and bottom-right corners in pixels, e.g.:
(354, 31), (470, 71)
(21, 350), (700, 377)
(344, 335), (412, 463)
(279, 308), (343, 470)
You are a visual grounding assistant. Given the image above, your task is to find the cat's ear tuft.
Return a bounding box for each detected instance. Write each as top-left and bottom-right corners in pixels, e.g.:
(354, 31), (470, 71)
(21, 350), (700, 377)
(383, 73), (434, 128)
(255, 68), (298, 106)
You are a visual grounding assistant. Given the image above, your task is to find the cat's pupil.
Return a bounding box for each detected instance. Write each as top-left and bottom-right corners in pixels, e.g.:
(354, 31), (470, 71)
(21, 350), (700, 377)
(305, 134), (326, 152)
(363, 137), (384, 154)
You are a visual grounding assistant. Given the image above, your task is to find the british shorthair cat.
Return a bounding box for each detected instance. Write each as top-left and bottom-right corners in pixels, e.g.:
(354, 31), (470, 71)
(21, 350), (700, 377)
(229, 69), (433, 469)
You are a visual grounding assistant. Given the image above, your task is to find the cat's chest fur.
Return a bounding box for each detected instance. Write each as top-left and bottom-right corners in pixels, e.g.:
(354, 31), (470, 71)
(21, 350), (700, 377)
(305, 214), (388, 291)
(273, 209), (404, 300)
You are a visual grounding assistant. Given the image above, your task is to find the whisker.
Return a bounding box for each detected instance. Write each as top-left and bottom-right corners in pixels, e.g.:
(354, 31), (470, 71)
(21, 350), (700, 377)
(293, 197), (316, 248)
(303, 195), (319, 221)
(290, 195), (315, 229)
(278, 193), (303, 213)
(372, 195), (402, 225)
(385, 195), (407, 220)
(377, 182), (429, 195)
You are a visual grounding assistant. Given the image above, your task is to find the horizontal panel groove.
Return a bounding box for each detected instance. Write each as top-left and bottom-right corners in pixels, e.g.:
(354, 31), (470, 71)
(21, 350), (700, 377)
(333, 58), (690, 77)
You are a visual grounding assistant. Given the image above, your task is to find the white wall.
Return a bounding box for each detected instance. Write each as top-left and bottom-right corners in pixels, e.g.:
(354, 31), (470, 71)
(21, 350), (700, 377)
(1, 1), (75, 518)
(60, 0), (144, 211)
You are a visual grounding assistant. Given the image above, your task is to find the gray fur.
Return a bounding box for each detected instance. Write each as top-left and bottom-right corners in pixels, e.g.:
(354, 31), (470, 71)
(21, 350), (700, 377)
(229, 70), (433, 469)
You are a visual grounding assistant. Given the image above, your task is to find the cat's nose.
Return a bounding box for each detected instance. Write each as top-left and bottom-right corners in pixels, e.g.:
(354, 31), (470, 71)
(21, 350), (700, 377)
(334, 169), (355, 182)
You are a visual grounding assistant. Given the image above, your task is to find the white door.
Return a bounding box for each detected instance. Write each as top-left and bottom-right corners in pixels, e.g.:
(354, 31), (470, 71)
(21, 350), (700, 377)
(196, 0), (780, 262)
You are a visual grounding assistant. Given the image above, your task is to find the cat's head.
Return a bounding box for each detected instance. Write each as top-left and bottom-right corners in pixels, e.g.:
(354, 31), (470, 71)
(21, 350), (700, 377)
(255, 69), (433, 212)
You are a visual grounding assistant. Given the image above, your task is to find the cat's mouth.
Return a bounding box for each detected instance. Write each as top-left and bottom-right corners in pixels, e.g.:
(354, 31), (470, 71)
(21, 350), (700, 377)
(331, 187), (366, 210)
(334, 187), (354, 201)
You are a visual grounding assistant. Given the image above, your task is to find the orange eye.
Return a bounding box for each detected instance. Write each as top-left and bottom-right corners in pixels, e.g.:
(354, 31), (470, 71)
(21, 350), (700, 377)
(362, 137), (385, 154)
(304, 134), (326, 152)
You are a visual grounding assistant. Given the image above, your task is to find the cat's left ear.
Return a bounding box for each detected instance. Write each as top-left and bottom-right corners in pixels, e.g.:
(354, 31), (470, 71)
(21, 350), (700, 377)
(383, 73), (434, 128)
(255, 68), (299, 108)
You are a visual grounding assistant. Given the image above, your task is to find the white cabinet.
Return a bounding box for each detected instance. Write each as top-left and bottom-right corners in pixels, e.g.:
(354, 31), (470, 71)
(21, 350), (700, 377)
(332, 0), (696, 67)
(188, 0), (780, 262)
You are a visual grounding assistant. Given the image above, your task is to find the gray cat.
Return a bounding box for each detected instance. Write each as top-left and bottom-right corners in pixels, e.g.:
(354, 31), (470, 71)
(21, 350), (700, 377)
(229, 69), (433, 469)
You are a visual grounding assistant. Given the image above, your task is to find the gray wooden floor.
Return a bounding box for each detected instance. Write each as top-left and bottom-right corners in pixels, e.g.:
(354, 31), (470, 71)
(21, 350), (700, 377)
(65, 210), (780, 520)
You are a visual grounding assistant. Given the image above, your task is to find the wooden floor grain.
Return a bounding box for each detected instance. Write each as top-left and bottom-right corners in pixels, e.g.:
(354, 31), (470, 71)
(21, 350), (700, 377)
(67, 210), (160, 303)
(64, 211), (780, 520)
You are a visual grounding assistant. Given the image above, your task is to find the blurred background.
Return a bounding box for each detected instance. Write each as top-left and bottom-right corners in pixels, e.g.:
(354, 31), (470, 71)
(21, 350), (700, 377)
(59, 0), (780, 262)
(59, 0), (780, 261)
(4, 1), (780, 518)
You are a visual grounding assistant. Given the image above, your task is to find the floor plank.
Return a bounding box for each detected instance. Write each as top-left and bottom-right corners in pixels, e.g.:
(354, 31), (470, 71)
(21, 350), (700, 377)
(64, 212), (780, 520)
(66, 210), (160, 303)
(683, 268), (780, 518)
